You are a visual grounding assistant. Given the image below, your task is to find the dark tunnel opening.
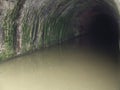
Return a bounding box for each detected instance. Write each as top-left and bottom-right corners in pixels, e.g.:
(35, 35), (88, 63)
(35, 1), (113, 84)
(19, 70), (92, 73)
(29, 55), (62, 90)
(88, 13), (119, 54)
(74, 7), (119, 56)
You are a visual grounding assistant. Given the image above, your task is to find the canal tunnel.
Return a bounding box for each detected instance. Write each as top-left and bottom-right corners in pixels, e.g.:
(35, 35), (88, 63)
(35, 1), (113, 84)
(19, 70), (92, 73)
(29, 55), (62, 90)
(0, 0), (119, 60)
(0, 1), (120, 90)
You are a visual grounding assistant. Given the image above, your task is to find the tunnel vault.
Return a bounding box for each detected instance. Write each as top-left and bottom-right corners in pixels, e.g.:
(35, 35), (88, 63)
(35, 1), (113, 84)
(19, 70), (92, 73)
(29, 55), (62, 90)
(0, 0), (119, 60)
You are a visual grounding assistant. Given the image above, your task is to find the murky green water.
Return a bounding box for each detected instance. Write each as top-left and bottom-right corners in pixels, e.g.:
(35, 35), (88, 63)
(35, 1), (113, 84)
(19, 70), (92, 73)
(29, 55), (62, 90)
(0, 37), (119, 90)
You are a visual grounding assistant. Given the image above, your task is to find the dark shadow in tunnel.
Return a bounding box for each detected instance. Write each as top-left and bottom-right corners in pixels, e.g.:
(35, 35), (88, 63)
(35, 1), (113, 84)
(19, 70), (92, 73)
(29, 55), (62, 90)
(88, 13), (119, 56)
(72, 9), (119, 58)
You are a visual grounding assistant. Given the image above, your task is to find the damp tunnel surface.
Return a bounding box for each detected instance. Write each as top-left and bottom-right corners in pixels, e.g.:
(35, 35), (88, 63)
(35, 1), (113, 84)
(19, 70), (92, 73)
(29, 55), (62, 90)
(0, 0), (119, 60)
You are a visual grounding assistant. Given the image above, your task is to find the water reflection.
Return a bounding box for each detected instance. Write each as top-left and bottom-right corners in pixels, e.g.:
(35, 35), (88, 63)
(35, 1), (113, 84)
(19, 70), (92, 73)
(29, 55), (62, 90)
(0, 37), (118, 90)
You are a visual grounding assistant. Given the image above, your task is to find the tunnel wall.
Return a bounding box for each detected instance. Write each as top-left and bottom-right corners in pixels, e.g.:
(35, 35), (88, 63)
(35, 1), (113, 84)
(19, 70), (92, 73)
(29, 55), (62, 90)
(0, 0), (119, 60)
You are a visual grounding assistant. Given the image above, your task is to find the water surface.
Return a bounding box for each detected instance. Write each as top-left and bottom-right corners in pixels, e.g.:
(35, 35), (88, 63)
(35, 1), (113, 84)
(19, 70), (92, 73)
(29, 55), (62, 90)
(0, 37), (118, 90)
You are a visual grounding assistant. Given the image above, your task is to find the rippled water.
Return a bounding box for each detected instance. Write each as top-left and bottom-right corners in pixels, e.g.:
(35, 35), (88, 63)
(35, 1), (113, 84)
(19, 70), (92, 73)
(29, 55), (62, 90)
(0, 37), (119, 90)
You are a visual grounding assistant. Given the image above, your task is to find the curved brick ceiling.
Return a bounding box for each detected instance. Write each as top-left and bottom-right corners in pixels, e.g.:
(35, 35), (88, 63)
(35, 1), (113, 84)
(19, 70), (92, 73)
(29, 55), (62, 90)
(0, 0), (119, 60)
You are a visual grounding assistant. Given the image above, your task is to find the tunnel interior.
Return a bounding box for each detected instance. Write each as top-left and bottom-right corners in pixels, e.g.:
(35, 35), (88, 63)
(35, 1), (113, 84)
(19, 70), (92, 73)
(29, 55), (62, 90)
(0, 0), (120, 60)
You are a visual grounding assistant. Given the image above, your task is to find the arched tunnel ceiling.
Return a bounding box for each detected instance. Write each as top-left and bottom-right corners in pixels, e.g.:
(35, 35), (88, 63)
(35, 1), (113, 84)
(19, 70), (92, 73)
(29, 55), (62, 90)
(0, 0), (119, 60)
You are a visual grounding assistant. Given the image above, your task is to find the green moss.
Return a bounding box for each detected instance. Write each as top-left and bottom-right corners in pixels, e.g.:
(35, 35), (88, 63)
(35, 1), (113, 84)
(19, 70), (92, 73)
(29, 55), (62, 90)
(0, 0), (84, 60)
